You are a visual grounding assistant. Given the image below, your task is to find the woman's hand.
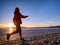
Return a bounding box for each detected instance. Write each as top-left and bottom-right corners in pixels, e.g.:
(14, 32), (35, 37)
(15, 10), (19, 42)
(21, 15), (28, 18)
(25, 16), (28, 18)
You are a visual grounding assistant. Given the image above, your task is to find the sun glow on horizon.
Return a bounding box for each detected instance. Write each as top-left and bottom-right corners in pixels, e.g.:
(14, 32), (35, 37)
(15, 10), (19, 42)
(0, 23), (59, 28)
(6, 23), (14, 33)
(9, 27), (13, 33)
(6, 23), (15, 28)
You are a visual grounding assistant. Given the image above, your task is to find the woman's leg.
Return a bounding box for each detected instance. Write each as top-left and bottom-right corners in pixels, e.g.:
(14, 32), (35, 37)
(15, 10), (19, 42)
(10, 31), (18, 35)
(7, 30), (18, 40)
(7, 25), (19, 40)
(18, 25), (23, 39)
(10, 24), (23, 39)
(10, 25), (19, 35)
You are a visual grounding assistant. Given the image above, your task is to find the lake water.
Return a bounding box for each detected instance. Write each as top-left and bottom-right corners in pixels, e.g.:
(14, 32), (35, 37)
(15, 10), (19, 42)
(0, 28), (60, 41)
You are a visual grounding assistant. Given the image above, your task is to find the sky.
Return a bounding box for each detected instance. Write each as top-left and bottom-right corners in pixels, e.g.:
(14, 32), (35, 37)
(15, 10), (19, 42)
(0, 0), (60, 28)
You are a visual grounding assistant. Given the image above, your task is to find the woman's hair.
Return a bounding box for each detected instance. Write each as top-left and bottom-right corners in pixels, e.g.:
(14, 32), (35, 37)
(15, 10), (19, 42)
(14, 7), (20, 13)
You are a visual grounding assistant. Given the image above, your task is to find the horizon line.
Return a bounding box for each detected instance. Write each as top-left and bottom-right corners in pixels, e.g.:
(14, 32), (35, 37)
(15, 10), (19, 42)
(0, 25), (60, 28)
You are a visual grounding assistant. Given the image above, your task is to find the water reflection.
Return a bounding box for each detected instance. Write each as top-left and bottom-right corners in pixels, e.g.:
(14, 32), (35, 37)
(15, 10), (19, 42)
(8, 27), (13, 33)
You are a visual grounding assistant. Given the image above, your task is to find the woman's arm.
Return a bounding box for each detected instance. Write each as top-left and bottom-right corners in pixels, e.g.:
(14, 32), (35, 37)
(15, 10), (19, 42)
(21, 15), (28, 18)
(19, 12), (28, 18)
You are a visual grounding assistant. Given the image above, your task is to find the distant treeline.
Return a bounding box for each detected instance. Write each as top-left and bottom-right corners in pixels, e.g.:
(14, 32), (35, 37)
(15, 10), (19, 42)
(49, 26), (60, 28)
